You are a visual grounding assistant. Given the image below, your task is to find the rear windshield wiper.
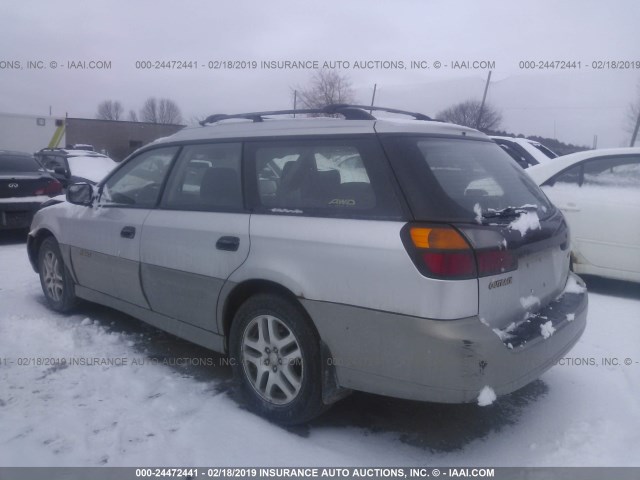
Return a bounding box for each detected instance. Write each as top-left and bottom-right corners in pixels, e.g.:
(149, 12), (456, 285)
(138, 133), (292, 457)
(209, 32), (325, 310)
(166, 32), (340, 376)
(482, 206), (537, 219)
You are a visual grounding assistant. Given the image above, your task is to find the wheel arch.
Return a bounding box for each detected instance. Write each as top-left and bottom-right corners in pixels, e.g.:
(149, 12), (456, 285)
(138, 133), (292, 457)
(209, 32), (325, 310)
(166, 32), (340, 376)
(218, 279), (315, 352)
(27, 228), (56, 273)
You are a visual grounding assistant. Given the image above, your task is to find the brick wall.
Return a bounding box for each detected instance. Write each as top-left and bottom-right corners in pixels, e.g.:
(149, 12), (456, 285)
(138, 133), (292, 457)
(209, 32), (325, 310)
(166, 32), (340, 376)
(65, 118), (184, 161)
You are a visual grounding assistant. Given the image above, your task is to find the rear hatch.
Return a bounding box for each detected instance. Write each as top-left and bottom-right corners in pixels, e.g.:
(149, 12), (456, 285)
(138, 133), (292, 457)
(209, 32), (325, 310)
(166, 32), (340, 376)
(381, 134), (571, 330)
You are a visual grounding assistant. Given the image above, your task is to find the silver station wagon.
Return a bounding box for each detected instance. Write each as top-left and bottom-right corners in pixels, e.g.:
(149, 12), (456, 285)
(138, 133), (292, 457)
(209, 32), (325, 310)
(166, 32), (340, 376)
(27, 105), (587, 424)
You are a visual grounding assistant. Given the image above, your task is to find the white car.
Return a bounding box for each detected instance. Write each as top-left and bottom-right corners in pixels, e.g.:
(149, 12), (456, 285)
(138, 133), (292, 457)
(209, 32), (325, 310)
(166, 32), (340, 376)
(527, 147), (640, 282)
(491, 136), (558, 169)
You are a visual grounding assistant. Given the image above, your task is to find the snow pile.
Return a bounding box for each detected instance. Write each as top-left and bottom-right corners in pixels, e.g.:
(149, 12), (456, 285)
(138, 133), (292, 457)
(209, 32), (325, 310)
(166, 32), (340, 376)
(477, 386), (497, 407)
(563, 275), (587, 294)
(508, 211), (541, 237)
(67, 156), (117, 183)
(520, 295), (541, 310)
(540, 321), (556, 339)
(492, 328), (514, 341)
(473, 203), (482, 224)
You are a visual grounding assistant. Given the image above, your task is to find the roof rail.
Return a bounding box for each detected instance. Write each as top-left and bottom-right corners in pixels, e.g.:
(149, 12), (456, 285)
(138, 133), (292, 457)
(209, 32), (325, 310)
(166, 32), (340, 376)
(199, 104), (432, 126)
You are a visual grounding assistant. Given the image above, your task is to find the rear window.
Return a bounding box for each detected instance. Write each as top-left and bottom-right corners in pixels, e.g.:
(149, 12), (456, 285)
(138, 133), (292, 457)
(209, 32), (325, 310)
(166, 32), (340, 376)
(0, 155), (43, 173)
(381, 136), (553, 222)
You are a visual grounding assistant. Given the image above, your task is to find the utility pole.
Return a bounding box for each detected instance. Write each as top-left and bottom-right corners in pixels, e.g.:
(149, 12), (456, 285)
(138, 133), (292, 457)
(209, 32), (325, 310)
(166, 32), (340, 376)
(592, 135), (598, 149)
(370, 84), (377, 114)
(476, 70), (492, 130)
(630, 109), (640, 147)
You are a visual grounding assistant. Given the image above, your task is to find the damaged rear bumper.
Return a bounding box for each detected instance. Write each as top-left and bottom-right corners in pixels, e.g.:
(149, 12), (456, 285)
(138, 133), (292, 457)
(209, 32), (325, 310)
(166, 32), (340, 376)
(302, 273), (588, 403)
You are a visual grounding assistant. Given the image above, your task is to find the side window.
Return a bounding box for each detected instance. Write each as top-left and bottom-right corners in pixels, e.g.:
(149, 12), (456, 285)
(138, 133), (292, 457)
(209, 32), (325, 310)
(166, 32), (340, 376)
(582, 156), (640, 188)
(249, 138), (402, 219)
(162, 143), (243, 211)
(548, 164), (582, 186)
(100, 147), (178, 207)
(42, 155), (66, 172)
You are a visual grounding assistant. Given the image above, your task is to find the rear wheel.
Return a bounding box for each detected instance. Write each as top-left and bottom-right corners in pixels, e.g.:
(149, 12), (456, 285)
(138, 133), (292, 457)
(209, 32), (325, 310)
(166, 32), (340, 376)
(229, 294), (325, 425)
(38, 237), (77, 312)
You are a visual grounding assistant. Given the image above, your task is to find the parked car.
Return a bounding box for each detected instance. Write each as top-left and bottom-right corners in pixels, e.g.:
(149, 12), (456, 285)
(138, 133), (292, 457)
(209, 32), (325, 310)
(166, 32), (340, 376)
(34, 148), (117, 188)
(0, 150), (62, 230)
(491, 136), (558, 169)
(527, 147), (640, 283)
(27, 105), (587, 424)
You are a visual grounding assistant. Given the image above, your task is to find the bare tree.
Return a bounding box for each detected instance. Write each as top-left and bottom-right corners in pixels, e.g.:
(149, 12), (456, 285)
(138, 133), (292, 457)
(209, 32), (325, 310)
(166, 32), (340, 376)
(140, 97), (183, 124)
(96, 100), (124, 120)
(128, 110), (138, 122)
(625, 81), (640, 146)
(140, 97), (159, 123)
(295, 69), (356, 114)
(437, 99), (502, 131)
(158, 98), (183, 124)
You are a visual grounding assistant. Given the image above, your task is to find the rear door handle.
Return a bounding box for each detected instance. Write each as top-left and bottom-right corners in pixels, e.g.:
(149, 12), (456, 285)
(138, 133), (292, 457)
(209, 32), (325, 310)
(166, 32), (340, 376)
(216, 236), (240, 251)
(559, 203), (580, 212)
(121, 226), (136, 239)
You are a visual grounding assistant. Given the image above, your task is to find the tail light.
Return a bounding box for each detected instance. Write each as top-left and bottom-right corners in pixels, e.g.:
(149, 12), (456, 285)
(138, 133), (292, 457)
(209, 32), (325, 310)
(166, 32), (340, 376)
(402, 223), (517, 280)
(35, 179), (63, 197)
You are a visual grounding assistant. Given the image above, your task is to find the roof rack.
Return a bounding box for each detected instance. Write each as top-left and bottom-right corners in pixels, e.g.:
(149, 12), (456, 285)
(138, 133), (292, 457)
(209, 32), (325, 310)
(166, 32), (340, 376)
(199, 104), (432, 126)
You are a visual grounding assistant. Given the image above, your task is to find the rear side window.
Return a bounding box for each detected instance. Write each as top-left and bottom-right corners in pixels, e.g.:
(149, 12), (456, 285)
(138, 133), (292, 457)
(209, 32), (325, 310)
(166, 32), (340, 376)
(549, 155), (640, 188)
(40, 155), (67, 172)
(583, 156), (640, 188)
(246, 137), (403, 219)
(382, 136), (553, 222)
(162, 143), (243, 211)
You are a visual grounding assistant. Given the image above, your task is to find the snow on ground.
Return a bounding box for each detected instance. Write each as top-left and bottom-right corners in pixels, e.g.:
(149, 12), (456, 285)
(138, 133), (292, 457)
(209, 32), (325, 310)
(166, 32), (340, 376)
(1, 234), (639, 467)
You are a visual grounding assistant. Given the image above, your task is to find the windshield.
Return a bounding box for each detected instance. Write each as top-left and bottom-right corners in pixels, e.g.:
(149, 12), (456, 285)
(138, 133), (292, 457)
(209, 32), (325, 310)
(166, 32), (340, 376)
(67, 155), (117, 183)
(382, 136), (554, 223)
(0, 155), (43, 173)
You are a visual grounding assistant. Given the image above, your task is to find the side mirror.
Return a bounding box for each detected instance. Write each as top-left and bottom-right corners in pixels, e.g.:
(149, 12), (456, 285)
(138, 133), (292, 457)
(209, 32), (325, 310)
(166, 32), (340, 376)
(66, 183), (94, 206)
(54, 167), (69, 177)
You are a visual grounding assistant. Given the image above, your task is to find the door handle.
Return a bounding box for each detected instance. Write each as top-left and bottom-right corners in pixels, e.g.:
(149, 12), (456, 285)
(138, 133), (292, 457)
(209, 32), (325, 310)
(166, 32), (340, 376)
(216, 236), (240, 252)
(121, 226), (136, 239)
(559, 203), (580, 212)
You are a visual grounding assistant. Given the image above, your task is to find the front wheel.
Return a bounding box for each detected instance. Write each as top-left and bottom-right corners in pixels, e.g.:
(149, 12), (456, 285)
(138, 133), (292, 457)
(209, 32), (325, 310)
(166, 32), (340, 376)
(38, 237), (77, 312)
(229, 294), (325, 425)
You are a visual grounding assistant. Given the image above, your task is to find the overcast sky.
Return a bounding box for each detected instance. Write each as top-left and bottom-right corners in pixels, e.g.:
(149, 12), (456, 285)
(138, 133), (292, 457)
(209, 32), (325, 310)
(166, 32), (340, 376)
(1, 0), (639, 147)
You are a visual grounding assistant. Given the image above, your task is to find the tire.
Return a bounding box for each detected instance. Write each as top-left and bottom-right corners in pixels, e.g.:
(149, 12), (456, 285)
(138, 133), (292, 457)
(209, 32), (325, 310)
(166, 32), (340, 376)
(38, 236), (77, 313)
(229, 293), (325, 425)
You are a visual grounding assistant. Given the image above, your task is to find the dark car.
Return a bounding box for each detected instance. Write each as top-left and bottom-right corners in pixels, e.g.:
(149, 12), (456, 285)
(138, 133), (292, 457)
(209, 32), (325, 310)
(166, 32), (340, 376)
(0, 150), (63, 230)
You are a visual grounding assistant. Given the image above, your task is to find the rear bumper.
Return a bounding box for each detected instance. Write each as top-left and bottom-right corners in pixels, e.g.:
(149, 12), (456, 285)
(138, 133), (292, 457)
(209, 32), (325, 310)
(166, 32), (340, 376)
(0, 202), (42, 230)
(303, 272), (588, 403)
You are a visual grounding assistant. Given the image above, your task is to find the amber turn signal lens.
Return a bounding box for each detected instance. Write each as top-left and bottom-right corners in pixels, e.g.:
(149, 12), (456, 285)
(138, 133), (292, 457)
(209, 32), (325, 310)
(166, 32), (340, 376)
(410, 227), (470, 250)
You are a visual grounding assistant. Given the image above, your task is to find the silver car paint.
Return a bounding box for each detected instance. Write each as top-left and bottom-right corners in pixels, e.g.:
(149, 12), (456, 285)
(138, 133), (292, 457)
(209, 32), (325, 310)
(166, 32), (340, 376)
(223, 214), (479, 329)
(301, 274), (586, 402)
(59, 202), (151, 307)
(140, 210), (250, 332)
(28, 116), (588, 405)
(477, 246), (571, 330)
